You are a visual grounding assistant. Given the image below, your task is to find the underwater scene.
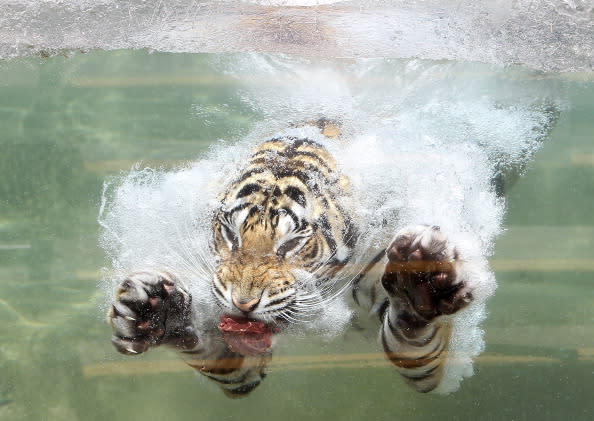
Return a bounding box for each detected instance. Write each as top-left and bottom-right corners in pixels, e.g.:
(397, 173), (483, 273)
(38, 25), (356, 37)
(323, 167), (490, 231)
(1, 1), (594, 420)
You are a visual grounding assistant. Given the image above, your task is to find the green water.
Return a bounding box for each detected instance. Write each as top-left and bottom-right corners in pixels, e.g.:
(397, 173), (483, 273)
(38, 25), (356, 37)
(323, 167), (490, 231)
(1, 50), (593, 420)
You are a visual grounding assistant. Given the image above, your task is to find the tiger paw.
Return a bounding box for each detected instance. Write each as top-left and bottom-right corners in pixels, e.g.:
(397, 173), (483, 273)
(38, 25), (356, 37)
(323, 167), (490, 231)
(108, 271), (193, 355)
(381, 225), (473, 320)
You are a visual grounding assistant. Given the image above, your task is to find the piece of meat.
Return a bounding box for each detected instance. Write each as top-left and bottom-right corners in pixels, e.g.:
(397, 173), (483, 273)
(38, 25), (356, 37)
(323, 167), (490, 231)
(218, 315), (276, 356)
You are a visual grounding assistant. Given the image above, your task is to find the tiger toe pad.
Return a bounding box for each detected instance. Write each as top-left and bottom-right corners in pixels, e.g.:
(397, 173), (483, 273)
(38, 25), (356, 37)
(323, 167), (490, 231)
(108, 271), (192, 355)
(382, 225), (472, 320)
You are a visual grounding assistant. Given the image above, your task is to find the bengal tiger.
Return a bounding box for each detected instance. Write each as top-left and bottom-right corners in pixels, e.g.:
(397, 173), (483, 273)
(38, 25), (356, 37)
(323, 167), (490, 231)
(105, 117), (549, 397)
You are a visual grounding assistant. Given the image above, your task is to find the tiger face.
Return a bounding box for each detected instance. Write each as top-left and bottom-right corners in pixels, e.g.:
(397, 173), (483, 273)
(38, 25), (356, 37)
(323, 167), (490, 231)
(211, 137), (357, 325)
(212, 181), (323, 324)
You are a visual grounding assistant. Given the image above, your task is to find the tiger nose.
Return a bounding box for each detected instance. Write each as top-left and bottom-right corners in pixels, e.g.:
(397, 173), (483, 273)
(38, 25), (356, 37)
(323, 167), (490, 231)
(232, 296), (260, 313)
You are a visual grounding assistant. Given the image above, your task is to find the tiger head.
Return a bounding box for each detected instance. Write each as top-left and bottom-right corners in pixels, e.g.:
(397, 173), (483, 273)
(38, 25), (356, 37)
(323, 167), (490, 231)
(210, 135), (357, 327)
(211, 182), (323, 325)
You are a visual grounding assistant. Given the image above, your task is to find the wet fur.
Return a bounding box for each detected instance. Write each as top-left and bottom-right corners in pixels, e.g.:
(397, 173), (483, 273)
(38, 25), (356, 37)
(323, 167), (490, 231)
(108, 127), (490, 396)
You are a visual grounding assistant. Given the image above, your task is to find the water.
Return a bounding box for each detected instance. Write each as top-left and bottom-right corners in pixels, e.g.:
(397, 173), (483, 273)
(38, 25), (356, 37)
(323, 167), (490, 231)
(2, 0), (594, 71)
(1, 2), (594, 420)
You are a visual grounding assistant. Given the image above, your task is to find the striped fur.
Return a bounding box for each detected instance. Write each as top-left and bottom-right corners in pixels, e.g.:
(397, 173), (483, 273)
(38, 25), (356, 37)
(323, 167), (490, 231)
(178, 332), (272, 398)
(211, 136), (358, 323)
(381, 306), (451, 392)
(108, 126), (473, 397)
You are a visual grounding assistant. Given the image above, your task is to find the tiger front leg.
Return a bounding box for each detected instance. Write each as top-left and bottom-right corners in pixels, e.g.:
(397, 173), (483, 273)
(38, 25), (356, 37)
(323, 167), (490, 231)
(108, 271), (199, 355)
(380, 225), (473, 393)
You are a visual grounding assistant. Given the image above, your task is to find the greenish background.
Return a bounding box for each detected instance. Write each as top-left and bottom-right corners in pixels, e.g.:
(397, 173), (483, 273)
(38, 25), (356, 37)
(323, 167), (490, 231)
(0, 51), (593, 420)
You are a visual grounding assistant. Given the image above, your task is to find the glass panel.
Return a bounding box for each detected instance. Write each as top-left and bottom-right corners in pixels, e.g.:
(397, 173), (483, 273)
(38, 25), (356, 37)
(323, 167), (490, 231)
(1, 5), (593, 420)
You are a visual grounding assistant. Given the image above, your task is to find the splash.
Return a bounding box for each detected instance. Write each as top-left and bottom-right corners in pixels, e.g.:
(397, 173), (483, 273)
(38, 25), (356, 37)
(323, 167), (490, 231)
(1, 0), (594, 71)
(99, 57), (560, 391)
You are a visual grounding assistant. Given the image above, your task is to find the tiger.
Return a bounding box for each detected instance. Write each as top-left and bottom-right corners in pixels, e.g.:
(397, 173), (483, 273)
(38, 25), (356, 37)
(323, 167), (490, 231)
(106, 119), (510, 397)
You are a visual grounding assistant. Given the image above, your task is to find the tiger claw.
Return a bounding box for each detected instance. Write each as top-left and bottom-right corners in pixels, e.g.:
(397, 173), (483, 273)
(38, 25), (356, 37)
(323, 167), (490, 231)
(163, 282), (175, 295)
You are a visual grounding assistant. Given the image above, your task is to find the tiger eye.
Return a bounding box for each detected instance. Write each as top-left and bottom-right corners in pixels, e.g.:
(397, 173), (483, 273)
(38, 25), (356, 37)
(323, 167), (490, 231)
(277, 237), (302, 257)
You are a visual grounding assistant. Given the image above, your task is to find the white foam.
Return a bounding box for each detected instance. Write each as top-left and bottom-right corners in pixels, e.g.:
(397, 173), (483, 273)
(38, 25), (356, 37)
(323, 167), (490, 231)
(99, 55), (559, 389)
(2, 0), (594, 71)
